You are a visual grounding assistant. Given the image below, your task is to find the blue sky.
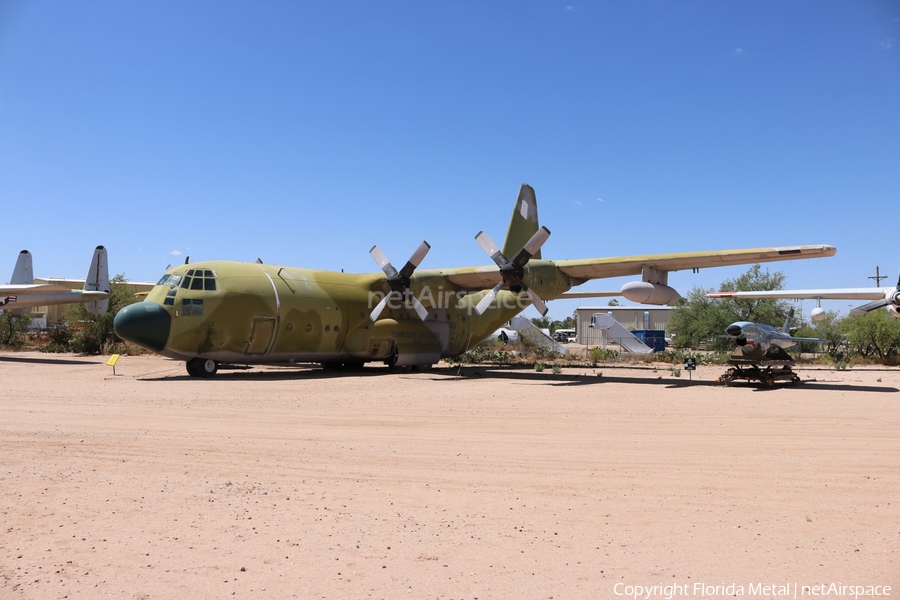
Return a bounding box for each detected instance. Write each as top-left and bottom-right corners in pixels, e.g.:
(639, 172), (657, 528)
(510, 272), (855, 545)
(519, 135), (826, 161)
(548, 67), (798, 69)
(1, 1), (898, 321)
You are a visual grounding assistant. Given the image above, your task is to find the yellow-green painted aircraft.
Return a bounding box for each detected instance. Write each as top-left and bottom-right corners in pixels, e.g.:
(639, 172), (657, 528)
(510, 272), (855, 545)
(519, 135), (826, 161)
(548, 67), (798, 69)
(113, 184), (836, 377)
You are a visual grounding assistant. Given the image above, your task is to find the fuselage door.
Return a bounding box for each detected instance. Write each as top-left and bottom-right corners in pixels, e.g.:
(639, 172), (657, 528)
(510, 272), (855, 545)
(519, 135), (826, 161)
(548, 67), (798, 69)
(246, 317), (276, 355)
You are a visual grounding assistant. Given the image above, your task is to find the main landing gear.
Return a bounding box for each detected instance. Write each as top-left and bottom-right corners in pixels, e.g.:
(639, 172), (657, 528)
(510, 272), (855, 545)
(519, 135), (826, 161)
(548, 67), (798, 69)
(186, 358), (218, 378)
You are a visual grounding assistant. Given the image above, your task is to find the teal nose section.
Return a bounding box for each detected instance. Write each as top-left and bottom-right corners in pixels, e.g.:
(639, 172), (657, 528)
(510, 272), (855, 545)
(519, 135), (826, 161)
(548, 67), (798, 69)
(114, 302), (171, 352)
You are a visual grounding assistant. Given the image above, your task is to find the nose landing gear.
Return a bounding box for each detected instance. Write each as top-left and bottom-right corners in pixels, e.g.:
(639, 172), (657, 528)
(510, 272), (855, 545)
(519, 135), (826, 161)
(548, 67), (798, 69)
(186, 358), (218, 378)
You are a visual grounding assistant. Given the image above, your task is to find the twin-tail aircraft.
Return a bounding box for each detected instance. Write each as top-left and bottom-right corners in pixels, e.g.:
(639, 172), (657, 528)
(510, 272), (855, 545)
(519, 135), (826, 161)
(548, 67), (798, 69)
(709, 269), (900, 322)
(113, 184), (836, 377)
(1, 246), (110, 314)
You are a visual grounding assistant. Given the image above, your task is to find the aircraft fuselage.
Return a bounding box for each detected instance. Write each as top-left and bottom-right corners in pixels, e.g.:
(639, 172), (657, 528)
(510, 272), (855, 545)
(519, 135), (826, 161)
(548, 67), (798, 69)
(115, 260), (569, 369)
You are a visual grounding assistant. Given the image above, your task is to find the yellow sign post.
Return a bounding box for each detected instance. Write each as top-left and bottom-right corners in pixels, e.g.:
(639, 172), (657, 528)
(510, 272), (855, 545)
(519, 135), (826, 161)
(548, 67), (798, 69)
(107, 354), (120, 376)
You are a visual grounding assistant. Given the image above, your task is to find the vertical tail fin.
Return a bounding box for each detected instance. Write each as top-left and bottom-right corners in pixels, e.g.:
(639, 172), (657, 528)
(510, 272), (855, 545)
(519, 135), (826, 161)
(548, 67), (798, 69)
(84, 246), (110, 315)
(501, 184), (541, 260)
(782, 308), (794, 333)
(11, 250), (34, 285)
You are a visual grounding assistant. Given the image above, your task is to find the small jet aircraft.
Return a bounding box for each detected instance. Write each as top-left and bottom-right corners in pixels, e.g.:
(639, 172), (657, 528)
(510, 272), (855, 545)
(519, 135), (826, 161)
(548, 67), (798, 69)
(708, 269), (900, 322)
(113, 184), (836, 377)
(722, 309), (827, 360)
(0, 246), (110, 314)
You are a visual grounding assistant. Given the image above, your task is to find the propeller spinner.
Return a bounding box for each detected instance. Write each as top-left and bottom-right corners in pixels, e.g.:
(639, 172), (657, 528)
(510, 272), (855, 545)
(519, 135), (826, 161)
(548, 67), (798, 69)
(369, 241), (431, 322)
(850, 269), (900, 317)
(473, 226), (551, 316)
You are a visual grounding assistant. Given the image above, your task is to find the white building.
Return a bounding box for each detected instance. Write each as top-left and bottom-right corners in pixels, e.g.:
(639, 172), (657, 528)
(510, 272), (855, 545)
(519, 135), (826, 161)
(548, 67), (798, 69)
(574, 306), (673, 346)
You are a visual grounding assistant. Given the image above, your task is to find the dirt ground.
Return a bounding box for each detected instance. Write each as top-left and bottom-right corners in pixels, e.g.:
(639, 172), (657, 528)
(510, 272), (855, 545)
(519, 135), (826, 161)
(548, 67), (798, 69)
(0, 352), (897, 599)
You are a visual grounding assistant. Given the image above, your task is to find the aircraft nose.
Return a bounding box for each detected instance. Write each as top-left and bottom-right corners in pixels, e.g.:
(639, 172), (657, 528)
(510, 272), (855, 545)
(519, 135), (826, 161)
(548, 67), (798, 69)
(725, 324), (743, 337)
(114, 302), (171, 352)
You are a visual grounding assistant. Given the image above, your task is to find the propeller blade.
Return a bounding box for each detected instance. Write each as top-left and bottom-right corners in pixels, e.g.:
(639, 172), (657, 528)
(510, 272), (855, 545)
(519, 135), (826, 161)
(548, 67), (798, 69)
(475, 231), (508, 267)
(406, 293), (429, 321)
(512, 226), (551, 268)
(475, 281), (504, 315)
(369, 246), (398, 279)
(850, 298), (889, 317)
(525, 288), (549, 316)
(369, 293), (392, 322)
(398, 241), (431, 279)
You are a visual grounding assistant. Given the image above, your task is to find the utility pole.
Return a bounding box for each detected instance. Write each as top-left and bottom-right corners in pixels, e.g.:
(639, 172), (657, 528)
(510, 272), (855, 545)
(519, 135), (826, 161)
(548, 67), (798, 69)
(869, 266), (887, 287)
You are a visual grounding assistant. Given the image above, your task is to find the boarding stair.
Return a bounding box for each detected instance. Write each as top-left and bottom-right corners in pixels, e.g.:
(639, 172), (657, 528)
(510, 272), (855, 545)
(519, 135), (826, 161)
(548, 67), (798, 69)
(589, 313), (653, 354)
(508, 316), (570, 354)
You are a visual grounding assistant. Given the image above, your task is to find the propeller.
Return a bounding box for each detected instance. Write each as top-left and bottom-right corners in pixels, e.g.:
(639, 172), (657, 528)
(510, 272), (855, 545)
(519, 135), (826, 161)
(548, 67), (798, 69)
(369, 241), (431, 322)
(473, 226), (551, 316)
(850, 269), (900, 316)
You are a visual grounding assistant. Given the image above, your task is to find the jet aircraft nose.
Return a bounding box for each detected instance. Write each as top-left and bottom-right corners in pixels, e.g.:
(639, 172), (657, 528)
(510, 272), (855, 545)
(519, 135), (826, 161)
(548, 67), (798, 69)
(725, 324), (743, 337)
(114, 302), (171, 352)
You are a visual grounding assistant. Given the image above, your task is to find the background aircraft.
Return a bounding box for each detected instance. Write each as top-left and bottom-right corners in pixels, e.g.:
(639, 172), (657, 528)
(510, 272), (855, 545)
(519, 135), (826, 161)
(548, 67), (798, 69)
(722, 310), (826, 360)
(708, 269), (900, 322)
(114, 184), (835, 377)
(0, 247), (110, 315)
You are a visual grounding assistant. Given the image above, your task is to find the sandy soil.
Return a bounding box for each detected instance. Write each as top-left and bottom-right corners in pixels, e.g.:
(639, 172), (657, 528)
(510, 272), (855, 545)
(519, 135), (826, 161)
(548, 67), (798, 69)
(0, 352), (897, 599)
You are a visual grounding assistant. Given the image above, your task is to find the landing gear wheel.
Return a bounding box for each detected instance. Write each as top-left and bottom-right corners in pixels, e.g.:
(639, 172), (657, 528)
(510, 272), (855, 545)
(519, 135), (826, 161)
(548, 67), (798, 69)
(186, 358), (218, 378)
(385, 348), (411, 372)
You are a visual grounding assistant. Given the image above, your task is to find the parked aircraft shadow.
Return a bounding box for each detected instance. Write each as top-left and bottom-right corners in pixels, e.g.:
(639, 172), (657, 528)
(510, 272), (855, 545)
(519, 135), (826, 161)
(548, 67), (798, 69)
(734, 381), (899, 393)
(139, 364), (416, 381)
(135, 363), (899, 392)
(430, 366), (715, 388)
(0, 354), (100, 366)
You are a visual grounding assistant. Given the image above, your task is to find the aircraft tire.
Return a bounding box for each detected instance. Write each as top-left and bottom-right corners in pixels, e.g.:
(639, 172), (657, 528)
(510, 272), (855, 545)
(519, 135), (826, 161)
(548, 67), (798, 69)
(187, 358), (218, 378)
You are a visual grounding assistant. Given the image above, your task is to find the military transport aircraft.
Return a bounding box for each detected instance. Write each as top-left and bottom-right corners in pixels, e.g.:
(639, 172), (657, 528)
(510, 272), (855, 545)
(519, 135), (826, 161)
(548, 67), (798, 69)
(722, 309), (827, 360)
(1, 246), (110, 314)
(709, 269), (900, 322)
(113, 184), (836, 377)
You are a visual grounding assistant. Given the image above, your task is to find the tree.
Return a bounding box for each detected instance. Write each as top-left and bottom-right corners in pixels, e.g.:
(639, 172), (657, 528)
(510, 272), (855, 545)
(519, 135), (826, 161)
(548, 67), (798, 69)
(0, 311), (33, 347)
(531, 316), (551, 330)
(550, 312), (577, 333)
(795, 311), (846, 362)
(63, 274), (142, 354)
(842, 309), (900, 363)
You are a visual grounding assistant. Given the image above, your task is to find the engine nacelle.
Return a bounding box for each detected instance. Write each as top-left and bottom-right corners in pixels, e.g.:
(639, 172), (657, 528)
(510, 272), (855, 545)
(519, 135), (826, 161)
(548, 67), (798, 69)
(810, 307), (827, 322)
(620, 281), (682, 305)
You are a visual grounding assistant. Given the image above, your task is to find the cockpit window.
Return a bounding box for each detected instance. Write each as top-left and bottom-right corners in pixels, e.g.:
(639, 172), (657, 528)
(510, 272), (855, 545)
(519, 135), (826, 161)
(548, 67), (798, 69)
(157, 274), (183, 288)
(160, 270), (217, 292)
(182, 298), (203, 316)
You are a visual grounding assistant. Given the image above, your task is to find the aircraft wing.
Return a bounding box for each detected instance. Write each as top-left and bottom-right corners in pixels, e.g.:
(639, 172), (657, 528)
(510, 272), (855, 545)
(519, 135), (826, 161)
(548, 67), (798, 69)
(554, 245), (836, 285)
(708, 288), (885, 301)
(0, 283), (76, 295)
(437, 245), (835, 292)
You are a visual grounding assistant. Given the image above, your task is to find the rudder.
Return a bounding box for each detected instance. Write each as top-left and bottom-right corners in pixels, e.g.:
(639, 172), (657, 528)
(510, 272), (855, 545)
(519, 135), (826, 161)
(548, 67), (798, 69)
(84, 246), (110, 315)
(11, 250), (33, 285)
